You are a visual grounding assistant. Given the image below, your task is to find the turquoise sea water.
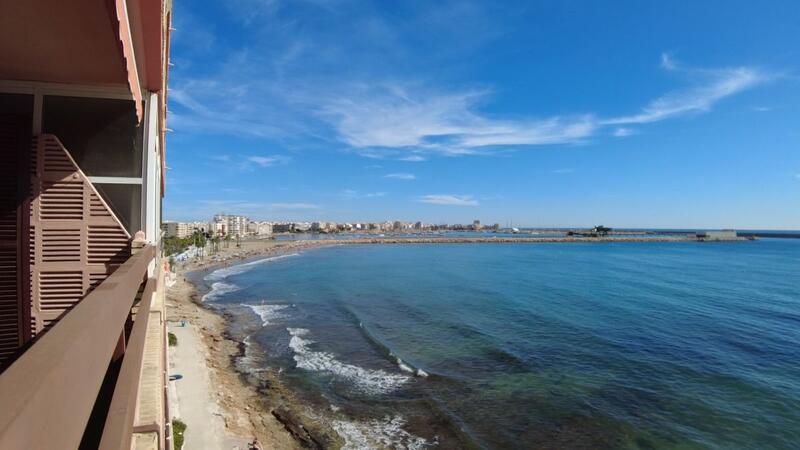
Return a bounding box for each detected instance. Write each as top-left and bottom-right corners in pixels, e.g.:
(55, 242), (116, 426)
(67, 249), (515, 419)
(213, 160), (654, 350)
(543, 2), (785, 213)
(197, 239), (800, 449)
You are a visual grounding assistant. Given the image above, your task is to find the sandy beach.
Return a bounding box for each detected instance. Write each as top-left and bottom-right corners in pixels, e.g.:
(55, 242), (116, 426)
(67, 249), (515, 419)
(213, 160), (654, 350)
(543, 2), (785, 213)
(167, 239), (343, 449)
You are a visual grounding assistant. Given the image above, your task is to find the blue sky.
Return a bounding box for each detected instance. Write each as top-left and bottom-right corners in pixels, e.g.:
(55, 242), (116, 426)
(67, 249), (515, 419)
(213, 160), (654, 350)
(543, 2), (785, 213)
(165, 0), (800, 229)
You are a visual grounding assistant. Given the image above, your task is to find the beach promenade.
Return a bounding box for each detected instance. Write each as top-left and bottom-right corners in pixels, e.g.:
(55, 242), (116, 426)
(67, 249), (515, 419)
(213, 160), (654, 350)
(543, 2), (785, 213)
(169, 322), (246, 450)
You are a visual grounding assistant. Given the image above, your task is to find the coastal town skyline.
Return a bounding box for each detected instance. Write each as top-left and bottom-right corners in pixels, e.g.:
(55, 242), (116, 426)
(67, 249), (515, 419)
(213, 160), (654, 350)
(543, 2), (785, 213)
(164, 0), (800, 230)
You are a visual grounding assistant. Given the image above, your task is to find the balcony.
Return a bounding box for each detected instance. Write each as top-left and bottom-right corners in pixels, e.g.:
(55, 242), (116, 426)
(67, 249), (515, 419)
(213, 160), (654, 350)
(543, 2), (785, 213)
(0, 2), (172, 447)
(0, 133), (170, 449)
(0, 241), (170, 449)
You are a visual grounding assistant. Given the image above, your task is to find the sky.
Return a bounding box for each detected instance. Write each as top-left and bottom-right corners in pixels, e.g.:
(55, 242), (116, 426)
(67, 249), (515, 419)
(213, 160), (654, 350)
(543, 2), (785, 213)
(164, 0), (800, 229)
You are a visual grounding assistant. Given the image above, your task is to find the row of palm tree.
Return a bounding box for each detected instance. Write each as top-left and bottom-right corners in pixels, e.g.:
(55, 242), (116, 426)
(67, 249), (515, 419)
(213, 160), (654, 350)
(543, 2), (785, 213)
(203, 232), (237, 255)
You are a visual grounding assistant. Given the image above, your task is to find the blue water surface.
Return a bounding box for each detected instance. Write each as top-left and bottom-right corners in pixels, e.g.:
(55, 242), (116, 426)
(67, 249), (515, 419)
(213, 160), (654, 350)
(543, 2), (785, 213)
(204, 239), (800, 449)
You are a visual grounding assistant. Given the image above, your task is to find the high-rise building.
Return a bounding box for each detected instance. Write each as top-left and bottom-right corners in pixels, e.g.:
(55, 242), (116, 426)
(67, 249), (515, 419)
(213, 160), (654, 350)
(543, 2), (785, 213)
(213, 213), (251, 237)
(162, 221), (190, 238)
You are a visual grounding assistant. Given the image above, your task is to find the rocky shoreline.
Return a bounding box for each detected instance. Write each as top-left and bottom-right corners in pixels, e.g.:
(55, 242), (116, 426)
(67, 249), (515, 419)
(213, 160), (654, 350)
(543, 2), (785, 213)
(168, 240), (343, 449)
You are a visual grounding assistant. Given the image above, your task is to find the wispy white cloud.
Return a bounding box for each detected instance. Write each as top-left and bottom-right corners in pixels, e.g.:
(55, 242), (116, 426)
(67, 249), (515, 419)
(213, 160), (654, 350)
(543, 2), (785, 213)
(340, 189), (386, 199)
(323, 86), (595, 156)
(660, 52), (677, 70)
(269, 202), (320, 210)
(553, 168), (574, 174)
(384, 172), (416, 180)
(321, 56), (770, 158)
(209, 154), (232, 162)
(172, 39), (773, 162)
(205, 153), (290, 171)
(399, 155), (427, 162)
(753, 106), (772, 112)
(613, 127), (635, 137)
(418, 194), (479, 206)
(247, 155), (290, 167)
(602, 55), (769, 125)
(169, 71), (314, 140)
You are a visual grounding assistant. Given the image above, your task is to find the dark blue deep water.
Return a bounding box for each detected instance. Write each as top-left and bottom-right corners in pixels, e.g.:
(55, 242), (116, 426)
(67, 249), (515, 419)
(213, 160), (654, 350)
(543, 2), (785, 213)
(198, 240), (800, 449)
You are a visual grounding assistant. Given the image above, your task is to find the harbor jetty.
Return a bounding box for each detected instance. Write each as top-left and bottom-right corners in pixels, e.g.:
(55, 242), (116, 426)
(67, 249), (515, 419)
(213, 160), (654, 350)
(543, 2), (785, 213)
(313, 235), (746, 245)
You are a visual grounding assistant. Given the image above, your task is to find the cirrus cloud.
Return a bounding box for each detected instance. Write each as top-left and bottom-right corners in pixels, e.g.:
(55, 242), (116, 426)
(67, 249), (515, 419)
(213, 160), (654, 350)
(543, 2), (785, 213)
(384, 172), (416, 180)
(601, 54), (769, 125)
(247, 155), (291, 167)
(418, 194), (479, 206)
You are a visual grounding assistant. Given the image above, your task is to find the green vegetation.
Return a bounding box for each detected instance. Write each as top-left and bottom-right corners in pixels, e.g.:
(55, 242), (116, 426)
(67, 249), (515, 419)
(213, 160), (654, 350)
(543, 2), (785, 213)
(163, 230), (208, 256)
(168, 332), (178, 346)
(172, 419), (186, 450)
(209, 235), (221, 254)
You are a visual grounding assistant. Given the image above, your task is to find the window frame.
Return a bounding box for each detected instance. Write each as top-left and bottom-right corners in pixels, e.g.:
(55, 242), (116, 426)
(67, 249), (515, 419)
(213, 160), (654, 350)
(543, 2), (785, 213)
(0, 80), (156, 236)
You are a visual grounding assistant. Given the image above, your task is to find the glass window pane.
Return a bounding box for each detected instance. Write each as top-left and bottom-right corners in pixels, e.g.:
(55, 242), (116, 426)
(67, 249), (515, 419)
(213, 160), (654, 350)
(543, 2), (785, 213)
(93, 183), (142, 234)
(42, 96), (143, 177)
(0, 93), (34, 118)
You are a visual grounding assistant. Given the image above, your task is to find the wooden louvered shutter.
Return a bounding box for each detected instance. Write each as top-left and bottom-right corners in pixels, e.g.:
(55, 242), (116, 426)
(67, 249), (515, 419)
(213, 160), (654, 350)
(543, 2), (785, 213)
(30, 135), (131, 335)
(0, 115), (31, 367)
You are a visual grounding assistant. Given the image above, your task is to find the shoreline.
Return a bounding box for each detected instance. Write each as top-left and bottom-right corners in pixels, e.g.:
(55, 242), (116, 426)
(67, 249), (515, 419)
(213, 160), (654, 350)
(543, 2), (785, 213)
(167, 240), (343, 449)
(165, 236), (750, 449)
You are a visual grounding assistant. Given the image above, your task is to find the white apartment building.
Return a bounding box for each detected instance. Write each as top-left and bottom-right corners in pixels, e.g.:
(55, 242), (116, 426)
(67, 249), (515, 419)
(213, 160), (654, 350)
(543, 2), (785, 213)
(162, 221), (189, 238)
(213, 214), (250, 237)
(255, 222), (273, 236)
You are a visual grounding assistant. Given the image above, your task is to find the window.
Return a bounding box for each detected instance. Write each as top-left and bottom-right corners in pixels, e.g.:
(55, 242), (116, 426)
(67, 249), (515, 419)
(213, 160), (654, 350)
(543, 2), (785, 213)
(41, 95), (144, 234)
(41, 96), (143, 177)
(93, 184), (142, 233)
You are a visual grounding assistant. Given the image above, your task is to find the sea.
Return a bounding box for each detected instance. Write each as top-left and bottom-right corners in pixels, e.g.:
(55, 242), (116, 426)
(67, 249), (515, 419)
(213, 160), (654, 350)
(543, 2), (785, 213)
(194, 238), (800, 449)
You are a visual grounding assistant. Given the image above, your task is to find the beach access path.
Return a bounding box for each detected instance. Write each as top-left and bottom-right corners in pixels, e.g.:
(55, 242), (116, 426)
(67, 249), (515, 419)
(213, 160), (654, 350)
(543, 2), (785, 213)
(169, 322), (249, 450)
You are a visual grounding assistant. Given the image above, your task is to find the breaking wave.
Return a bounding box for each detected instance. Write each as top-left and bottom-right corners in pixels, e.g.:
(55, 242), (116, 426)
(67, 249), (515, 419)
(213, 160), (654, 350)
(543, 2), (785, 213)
(201, 281), (240, 302)
(331, 415), (434, 450)
(393, 355), (429, 378)
(287, 328), (410, 395)
(201, 253), (299, 303)
(243, 303), (290, 326)
(204, 253), (299, 282)
(235, 335), (264, 374)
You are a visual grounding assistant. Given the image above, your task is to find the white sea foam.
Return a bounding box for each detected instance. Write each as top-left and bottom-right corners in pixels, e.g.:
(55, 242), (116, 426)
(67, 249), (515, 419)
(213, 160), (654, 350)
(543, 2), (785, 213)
(392, 353), (429, 378)
(331, 415), (433, 450)
(204, 253), (299, 282)
(202, 281), (240, 302)
(201, 254), (299, 303)
(243, 303), (290, 326)
(396, 357), (415, 374)
(287, 328), (409, 395)
(235, 335), (261, 374)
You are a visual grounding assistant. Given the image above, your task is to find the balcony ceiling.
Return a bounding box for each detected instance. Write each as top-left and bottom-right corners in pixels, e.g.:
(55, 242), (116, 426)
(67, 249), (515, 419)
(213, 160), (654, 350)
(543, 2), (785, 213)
(0, 0), (167, 122)
(0, 0), (129, 86)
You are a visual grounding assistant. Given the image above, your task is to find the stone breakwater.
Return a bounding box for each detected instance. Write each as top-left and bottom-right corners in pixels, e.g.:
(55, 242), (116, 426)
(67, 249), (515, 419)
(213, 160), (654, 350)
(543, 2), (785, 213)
(318, 236), (745, 245)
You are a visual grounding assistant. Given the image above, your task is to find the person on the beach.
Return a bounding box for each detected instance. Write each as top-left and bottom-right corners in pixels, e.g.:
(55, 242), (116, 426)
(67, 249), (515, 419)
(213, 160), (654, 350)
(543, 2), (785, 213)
(248, 437), (263, 450)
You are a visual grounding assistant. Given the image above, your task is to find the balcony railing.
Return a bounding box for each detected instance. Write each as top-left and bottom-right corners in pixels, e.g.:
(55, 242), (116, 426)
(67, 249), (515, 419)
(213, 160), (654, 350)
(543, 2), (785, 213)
(0, 243), (167, 449)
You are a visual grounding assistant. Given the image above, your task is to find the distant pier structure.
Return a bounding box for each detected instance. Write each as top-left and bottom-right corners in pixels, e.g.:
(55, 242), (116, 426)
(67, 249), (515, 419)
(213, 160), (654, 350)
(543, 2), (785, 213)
(567, 225), (613, 237)
(696, 230), (738, 241)
(591, 225), (612, 236)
